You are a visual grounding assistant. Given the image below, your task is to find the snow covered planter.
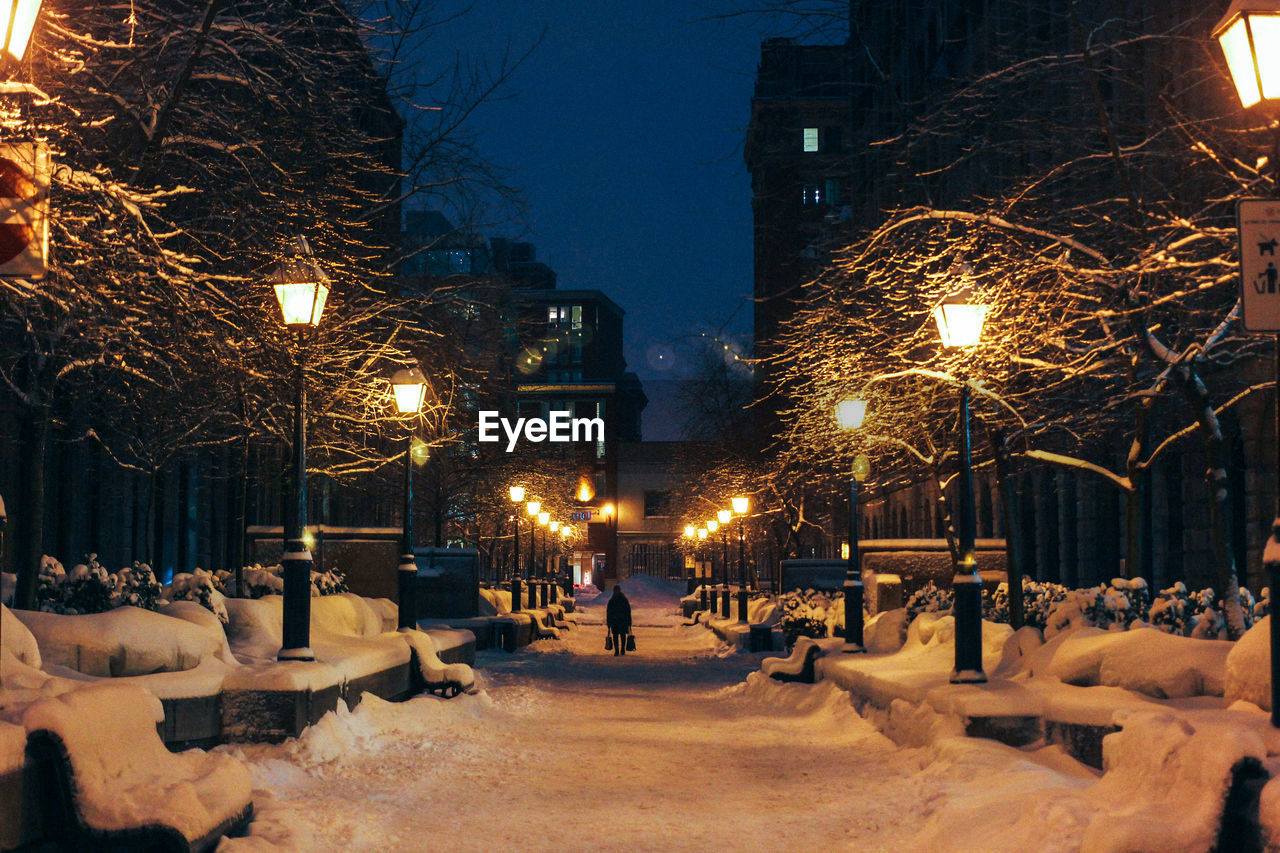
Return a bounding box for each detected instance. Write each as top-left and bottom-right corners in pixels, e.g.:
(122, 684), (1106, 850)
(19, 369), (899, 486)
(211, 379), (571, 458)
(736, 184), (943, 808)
(1226, 616), (1272, 710)
(22, 683), (253, 851)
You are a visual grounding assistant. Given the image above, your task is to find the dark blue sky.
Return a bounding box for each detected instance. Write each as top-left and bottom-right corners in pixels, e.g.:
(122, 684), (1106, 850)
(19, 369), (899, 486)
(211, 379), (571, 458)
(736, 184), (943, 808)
(431, 2), (778, 434)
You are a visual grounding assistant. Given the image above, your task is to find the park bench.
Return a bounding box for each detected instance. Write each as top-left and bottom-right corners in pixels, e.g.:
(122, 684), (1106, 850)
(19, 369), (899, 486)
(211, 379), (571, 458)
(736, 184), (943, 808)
(761, 637), (824, 684)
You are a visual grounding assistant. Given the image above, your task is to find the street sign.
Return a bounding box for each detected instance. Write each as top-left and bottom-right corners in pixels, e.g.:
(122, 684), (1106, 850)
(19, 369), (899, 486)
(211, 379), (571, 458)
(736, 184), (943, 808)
(1238, 198), (1280, 331)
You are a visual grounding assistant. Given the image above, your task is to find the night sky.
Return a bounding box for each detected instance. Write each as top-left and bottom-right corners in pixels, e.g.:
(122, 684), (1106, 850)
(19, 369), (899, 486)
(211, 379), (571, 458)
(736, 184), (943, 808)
(431, 2), (783, 438)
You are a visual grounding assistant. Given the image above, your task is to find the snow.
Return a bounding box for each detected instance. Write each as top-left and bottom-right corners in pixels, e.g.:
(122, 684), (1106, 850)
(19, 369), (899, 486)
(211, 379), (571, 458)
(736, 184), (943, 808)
(1227, 615), (1272, 710)
(1, 604), (41, 669)
(21, 682), (251, 841)
(13, 606), (225, 677)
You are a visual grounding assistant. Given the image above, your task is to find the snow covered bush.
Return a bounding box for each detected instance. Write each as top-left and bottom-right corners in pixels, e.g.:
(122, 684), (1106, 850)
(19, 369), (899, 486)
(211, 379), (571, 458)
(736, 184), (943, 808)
(1148, 583), (1254, 640)
(1044, 578), (1148, 638)
(164, 569), (229, 624)
(112, 562), (161, 610)
(778, 588), (840, 648)
(240, 564), (285, 599)
(312, 568), (349, 597)
(39, 555), (115, 615)
(905, 582), (952, 626)
(1254, 587), (1271, 620)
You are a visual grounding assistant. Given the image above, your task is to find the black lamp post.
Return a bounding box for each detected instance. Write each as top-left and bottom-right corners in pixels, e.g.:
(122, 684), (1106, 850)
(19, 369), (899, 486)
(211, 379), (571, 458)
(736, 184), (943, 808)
(934, 289), (990, 684)
(835, 398), (870, 653)
(732, 496), (749, 622)
(537, 511), (549, 606)
(391, 367), (426, 631)
(269, 237), (330, 662)
(1214, 0), (1280, 724)
(509, 486), (525, 612)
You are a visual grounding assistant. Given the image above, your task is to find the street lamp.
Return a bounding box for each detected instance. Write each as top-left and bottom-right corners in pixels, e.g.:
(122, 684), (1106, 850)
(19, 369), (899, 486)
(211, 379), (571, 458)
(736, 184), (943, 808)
(1, 0), (41, 63)
(731, 496), (749, 622)
(835, 396), (869, 653)
(537, 511), (550, 606)
(560, 524), (574, 595)
(934, 289), (990, 684)
(602, 502), (617, 588)
(1213, 1), (1280, 724)
(509, 486), (525, 612)
(391, 367), (426, 631)
(269, 236), (329, 662)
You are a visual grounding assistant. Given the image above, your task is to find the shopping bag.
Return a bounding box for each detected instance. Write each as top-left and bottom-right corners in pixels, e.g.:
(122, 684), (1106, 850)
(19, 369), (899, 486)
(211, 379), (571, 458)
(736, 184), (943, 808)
(625, 634), (636, 652)
(605, 634), (614, 651)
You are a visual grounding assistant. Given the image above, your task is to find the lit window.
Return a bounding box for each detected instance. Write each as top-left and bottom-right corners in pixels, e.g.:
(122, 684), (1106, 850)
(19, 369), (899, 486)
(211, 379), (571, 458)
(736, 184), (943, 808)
(803, 127), (819, 152)
(803, 185), (822, 206)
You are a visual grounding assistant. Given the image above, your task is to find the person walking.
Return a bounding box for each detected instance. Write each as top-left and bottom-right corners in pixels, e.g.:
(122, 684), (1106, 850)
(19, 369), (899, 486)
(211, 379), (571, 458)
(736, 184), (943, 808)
(606, 584), (632, 656)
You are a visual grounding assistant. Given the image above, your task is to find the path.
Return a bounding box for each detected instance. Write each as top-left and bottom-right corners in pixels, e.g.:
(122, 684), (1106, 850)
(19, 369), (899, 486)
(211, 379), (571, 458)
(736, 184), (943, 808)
(220, 578), (1095, 852)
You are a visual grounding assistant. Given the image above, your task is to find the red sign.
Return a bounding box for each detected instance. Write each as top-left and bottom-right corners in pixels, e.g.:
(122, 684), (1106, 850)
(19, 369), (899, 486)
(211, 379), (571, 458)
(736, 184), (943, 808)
(0, 142), (49, 279)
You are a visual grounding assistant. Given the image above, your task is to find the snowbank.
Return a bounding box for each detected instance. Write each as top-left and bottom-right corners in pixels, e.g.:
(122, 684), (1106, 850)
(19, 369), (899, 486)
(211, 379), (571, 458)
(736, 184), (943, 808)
(1226, 615), (1271, 710)
(158, 601), (236, 665)
(1, 604), (40, 669)
(14, 606), (224, 677)
(21, 683), (252, 843)
(1022, 627), (1230, 698)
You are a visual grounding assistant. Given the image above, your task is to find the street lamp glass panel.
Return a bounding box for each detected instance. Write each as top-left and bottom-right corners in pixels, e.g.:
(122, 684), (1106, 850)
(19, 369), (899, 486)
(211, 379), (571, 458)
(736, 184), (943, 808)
(717, 509), (731, 525)
(390, 368), (427, 414)
(697, 528), (708, 540)
(509, 485), (525, 503)
(684, 525), (696, 538)
(561, 526), (571, 538)
(731, 496), (749, 514)
(2, 0), (41, 61)
(1252, 15), (1280, 100)
(933, 302), (989, 348)
(538, 512), (550, 526)
(1219, 16), (1263, 106)
(273, 281), (329, 327)
(707, 519), (719, 533)
(526, 501), (540, 516)
(550, 521), (560, 532)
(835, 398), (868, 430)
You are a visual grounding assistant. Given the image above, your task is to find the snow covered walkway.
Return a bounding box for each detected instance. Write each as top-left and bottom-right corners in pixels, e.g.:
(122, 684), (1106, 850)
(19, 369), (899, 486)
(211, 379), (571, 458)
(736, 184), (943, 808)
(218, 577), (1244, 852)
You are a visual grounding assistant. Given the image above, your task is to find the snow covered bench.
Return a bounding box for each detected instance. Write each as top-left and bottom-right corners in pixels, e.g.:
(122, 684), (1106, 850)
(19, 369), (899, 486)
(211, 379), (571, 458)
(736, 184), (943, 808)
(22, 683), (253, 853)
(761, 637), (824, 684)
(401, 631), (476, 699)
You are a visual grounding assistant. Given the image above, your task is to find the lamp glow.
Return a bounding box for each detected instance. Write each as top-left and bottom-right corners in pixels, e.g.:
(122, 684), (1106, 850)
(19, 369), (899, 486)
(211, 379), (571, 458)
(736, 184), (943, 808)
(550, 521), (560, 533)
(731, 496), (749, 515)
(269, 237), (330, 327)
(697, 528), (708, 540)
(835, 398), (868, 431)
(1214, 2), (1280, 107)
(1, 0), (41, 62)
(684, 525), (696, 538)
(391, 367), (427, 414)
(707, 519), (719, 533)
(717, 509), (731, 524)
(602, 503), (615, 520)
(538, 512), (550, 526)
(526, 501), (540, 516)
(510, 485), (525, 503)
(933, 297), (989, 348)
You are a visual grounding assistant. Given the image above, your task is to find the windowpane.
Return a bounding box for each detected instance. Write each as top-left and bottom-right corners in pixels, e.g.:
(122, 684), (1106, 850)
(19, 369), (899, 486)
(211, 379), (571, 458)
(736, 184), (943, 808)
(803, 127), (819, 152)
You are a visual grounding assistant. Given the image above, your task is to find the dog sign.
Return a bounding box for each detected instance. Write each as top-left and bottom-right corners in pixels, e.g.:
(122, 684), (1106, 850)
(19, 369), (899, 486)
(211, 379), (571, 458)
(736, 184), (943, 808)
(1238, 199), (1280, 331)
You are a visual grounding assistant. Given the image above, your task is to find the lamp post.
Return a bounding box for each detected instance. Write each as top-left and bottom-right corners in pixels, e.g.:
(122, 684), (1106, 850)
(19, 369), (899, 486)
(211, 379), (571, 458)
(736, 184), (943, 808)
(835, 398), (870, 653)
(525, 499), (540, 592)
(509, 486), (525, 612)
(269, 237), (330, 662)
(549, 520), (561, 602)
(391, 367), (427, 631)
(537, 511), (550, 606)
(707, 517), (720, 591)
(732, 496), (749, 622)
(1214, 1), (1280, 724)
(934, 289), (990, 683)
(698, 527), (713, 614)
(560, 524), (574, 595)
(602, 502), (616, 587)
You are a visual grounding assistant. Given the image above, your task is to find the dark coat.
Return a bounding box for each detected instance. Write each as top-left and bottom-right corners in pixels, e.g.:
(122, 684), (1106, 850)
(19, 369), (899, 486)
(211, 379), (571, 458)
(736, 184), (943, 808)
(606, 590), (632, 633)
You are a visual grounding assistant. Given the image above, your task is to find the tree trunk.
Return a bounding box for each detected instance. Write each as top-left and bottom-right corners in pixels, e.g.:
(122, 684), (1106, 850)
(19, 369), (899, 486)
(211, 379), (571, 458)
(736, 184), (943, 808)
(989, 428), (1025, 629)
(13, 407), (49, 610)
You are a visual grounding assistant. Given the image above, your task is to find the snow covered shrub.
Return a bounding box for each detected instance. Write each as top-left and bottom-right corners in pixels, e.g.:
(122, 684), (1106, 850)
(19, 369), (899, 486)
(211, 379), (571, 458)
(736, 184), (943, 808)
(1255, 587), (1271, 620)
(1147, 582), (1252, 639)
(1044, 578), (1147, 638)
(311, 568), (348, 597)
(240, 564), (284, 598)
(165, 569), (229, 623)
(47, 556), (115, 615)
(112, 562), (161, 610)
(778, 588), (838, 647)
(905, 582), (952, 626)
(36, 555), (66, 605)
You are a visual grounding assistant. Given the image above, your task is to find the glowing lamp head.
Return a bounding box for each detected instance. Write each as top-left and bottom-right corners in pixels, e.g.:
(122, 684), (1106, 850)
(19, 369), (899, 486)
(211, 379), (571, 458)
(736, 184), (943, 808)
(561, 526), (571, 539)
(932, 290), (989, 348)
(510, 485), (525, 503)
(538, 512), (550, 526)
(526, 500), (540, 517)
(707, 519), (719, 533)
(697, 528), (708, 540)
(717, 509), (731, 525)
(269, 237), (330, 327)
(1, 0), (42, 62)
(835, 398), (868, 431)
(1214, 0), (1280, 108)
(390, 367), (427, 415)
(684, 525), (696, 538)
(731, 496), (749, 515)
(550, 521), (560, 533)
(602, 503), (615, 520)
